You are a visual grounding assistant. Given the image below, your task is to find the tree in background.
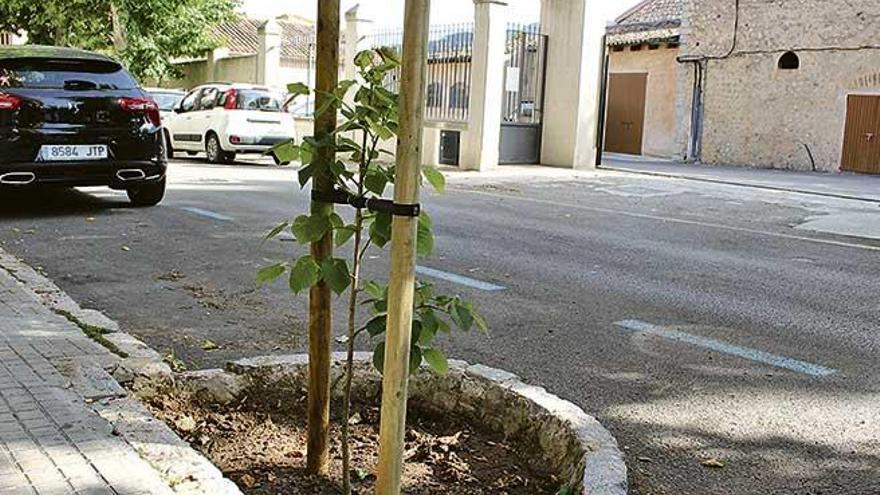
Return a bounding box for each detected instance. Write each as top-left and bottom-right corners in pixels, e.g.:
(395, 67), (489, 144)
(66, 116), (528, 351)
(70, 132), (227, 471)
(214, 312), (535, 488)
(0, 0), (238, 82)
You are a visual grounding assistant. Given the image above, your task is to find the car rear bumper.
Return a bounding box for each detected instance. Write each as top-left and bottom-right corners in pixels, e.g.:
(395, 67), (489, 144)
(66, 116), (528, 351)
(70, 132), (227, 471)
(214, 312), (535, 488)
(0, 160), (167, 189)
(223, 135), (293, 153)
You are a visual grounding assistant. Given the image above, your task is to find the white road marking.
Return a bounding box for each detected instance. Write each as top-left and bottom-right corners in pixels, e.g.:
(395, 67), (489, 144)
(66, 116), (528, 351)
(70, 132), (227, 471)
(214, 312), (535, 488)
(459, 188), (880, 252)
(180, 207), (234, 222)
(615, 319), (837, 377)
(415, 266), (506, 291)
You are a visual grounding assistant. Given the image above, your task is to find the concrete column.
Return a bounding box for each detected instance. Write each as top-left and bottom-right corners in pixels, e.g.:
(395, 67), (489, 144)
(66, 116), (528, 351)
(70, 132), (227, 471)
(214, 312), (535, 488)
(460, 0), (508, 171)
(257, 19), (283, 89)
(343, 6), (369, 80)
(206, 47), (229, 82)
(540, 0), (605, 169)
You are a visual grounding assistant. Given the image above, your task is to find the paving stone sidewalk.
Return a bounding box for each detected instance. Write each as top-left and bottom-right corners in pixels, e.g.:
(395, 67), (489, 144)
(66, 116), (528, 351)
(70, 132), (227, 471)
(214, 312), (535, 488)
(0, 267), (174, 495)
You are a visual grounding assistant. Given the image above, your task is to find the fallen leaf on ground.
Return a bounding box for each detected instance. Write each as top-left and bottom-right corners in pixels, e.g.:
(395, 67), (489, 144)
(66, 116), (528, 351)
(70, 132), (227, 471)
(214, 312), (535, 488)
(86, 217), (95, 222)
(239, 473), (256, 488)
(637, 456), (653, 463)
(121, 245), (131, 252)
(701, 458), (725, 468)
(201, 339), (219, 351)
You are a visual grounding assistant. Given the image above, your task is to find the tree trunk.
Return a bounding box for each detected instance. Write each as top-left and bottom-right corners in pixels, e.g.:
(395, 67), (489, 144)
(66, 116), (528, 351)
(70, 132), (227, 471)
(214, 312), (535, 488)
(374, 1), (431, 493)
(110, 3), (127, 52)
(306, 0), (340, 476)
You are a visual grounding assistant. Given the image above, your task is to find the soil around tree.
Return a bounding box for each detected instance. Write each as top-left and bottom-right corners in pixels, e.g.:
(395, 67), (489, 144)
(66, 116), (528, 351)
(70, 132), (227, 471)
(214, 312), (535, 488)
(146, 394), (562, 494)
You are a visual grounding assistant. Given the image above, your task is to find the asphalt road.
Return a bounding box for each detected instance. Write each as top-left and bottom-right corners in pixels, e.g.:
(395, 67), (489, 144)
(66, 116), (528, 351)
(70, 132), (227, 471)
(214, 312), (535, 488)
(0, 155), (878, 494)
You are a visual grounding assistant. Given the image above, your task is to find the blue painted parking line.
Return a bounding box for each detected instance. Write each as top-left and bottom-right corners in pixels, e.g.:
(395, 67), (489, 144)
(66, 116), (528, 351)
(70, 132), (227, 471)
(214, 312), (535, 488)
(615, 319), (836, 377)
(180, 207), (234, 222)
(415, 266), (507, 291)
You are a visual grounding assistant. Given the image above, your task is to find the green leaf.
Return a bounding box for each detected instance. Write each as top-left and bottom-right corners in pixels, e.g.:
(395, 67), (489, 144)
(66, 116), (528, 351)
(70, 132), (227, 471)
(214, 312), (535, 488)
(364, 167), (388, 195)
(369, 212), (392, 247)
(377, 46), (401, 65)
(450, 300), (475, 331)
(556, 486), (575, 495)
(335, 226), (356, 247)
(422, 166), (446, 193)
(292, 213), (331, 244)
(364, 281), (385, 300)
(264, 221), (289, 241)
(365, 315), (387, 336)
(416, 212), (434, 257)
(409, 346), (423, 374)
(328, 213), (344, 229)
(334, 79), (357, 99)
(423, 348), (448, 375)
(355, 50), (375, 69)
(286, 82), (310, 97)
(320, 258), (351, 295)
(272, 140), (300, 164)
(256, 263), (287, 285)
(289, 255), (321, 295)
(372, 341), (385, 373)
(298, 164), (314, 188)
(410, 320), (422, 344)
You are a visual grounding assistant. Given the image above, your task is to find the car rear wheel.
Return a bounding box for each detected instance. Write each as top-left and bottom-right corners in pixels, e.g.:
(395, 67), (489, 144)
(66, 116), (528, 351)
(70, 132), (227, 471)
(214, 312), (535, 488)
(206, 133), (235, 164)
(127, 178), (166, 207)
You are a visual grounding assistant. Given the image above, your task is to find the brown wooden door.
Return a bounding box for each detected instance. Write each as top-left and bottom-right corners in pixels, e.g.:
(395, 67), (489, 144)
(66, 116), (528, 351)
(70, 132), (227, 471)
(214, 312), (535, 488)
(604, 73), (647, 155)
(841, 95), (880, 174)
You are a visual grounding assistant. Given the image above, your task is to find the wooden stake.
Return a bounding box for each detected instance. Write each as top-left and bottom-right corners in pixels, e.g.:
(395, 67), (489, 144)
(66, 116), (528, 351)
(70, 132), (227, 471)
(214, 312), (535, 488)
(306, 0), (340, 476)
(374, 1), (431, 493)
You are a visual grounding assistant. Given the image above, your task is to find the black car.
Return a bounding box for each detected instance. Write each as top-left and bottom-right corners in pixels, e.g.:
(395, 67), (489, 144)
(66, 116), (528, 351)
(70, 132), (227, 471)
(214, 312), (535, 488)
(0, 45), (166, 206)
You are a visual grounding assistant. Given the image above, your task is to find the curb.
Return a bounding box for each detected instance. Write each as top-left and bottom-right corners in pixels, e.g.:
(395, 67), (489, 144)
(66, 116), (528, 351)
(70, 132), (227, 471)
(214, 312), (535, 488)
(0, 248), (243, 495)
(221, 353), (629, 495)
(600, 165), (880, 205)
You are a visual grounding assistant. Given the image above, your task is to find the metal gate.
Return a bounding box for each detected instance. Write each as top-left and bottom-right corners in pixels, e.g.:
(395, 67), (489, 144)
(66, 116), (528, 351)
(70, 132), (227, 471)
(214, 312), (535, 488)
(499, 29), (548, 165)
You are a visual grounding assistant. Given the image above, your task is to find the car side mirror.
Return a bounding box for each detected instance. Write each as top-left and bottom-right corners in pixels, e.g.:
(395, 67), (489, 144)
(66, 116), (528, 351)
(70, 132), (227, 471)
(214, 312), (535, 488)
(173, 103), (184, 114)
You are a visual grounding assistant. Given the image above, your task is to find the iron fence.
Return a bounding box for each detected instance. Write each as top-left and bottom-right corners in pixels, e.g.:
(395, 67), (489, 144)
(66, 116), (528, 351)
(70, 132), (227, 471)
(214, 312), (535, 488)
(366, 22), (542, 124)
(502, 26), (547, 124)
(367, 23), (474, 122)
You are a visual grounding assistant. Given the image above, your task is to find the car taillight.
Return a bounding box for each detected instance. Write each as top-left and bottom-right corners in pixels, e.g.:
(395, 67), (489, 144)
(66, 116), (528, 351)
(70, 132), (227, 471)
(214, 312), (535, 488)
(0, 93), (21, 110)
(118, 97), (161, 126)
(224, 89), (238, 110)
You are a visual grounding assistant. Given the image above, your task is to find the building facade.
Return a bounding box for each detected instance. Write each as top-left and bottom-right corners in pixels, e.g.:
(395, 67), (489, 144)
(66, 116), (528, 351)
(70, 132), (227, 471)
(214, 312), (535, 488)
(605, 0), (880, 175)
(160, 15), (319, 94)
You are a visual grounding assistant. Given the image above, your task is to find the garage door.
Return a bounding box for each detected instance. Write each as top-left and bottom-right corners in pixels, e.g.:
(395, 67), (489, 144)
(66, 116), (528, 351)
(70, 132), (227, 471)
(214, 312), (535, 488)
(841, 94), (880, 174)
(604, 73), (647, 156)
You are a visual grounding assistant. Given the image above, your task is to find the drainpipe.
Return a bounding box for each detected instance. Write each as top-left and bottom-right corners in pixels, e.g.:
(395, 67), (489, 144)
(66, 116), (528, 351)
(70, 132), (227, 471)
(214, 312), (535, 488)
(678, 54), (704, 162)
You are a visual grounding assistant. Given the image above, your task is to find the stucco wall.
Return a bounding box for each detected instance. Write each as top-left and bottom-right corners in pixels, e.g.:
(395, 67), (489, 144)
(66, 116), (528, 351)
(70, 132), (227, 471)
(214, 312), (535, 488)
(683, 0), (880, 171)
(609, 46), (683, 158)
(161, 57), (313, 93)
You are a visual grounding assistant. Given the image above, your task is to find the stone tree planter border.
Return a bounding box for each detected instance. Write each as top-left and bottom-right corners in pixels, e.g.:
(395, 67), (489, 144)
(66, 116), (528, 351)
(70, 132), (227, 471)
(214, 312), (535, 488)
(171, 353), (628, 495)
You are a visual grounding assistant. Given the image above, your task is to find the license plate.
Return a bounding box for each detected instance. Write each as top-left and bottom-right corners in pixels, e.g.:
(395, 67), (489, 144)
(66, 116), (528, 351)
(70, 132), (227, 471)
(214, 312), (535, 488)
(37, 144), (108, 162)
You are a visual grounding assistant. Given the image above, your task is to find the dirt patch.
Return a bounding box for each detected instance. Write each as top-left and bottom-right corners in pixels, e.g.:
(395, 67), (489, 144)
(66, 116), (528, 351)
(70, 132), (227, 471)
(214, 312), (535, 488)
(146, 394), (561, 494)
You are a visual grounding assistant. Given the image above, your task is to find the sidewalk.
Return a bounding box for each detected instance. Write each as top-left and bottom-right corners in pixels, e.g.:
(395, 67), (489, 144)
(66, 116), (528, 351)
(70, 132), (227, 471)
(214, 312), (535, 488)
(601, 153), (880, 204)
(0, 268), (174, 495)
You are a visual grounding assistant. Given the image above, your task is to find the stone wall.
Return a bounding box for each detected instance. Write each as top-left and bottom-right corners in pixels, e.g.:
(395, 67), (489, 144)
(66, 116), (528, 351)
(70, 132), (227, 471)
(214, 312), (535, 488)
(682, 0), (880, 171)
(609, 46), (688, 159)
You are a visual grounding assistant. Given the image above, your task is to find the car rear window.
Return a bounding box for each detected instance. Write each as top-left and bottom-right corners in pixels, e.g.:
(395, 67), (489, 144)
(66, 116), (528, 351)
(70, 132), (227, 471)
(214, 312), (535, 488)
(0, 58), (138, 90)
(149, 92), (184, 111)
(236, 90), (282, 112)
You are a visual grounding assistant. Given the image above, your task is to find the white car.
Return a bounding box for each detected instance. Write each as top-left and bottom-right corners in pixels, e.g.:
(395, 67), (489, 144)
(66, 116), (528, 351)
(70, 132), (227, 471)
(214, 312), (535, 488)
(165, 83), (296, 164)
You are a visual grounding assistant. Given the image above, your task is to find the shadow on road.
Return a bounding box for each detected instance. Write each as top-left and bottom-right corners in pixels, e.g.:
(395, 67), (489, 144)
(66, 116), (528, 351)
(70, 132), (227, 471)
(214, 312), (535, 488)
(0, 187), (130, 219)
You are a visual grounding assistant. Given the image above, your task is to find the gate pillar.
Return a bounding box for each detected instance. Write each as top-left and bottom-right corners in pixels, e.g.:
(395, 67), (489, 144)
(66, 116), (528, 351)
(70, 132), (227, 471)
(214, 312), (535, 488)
(460, 0), (508, 171)
(540, 0), (604, 169)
